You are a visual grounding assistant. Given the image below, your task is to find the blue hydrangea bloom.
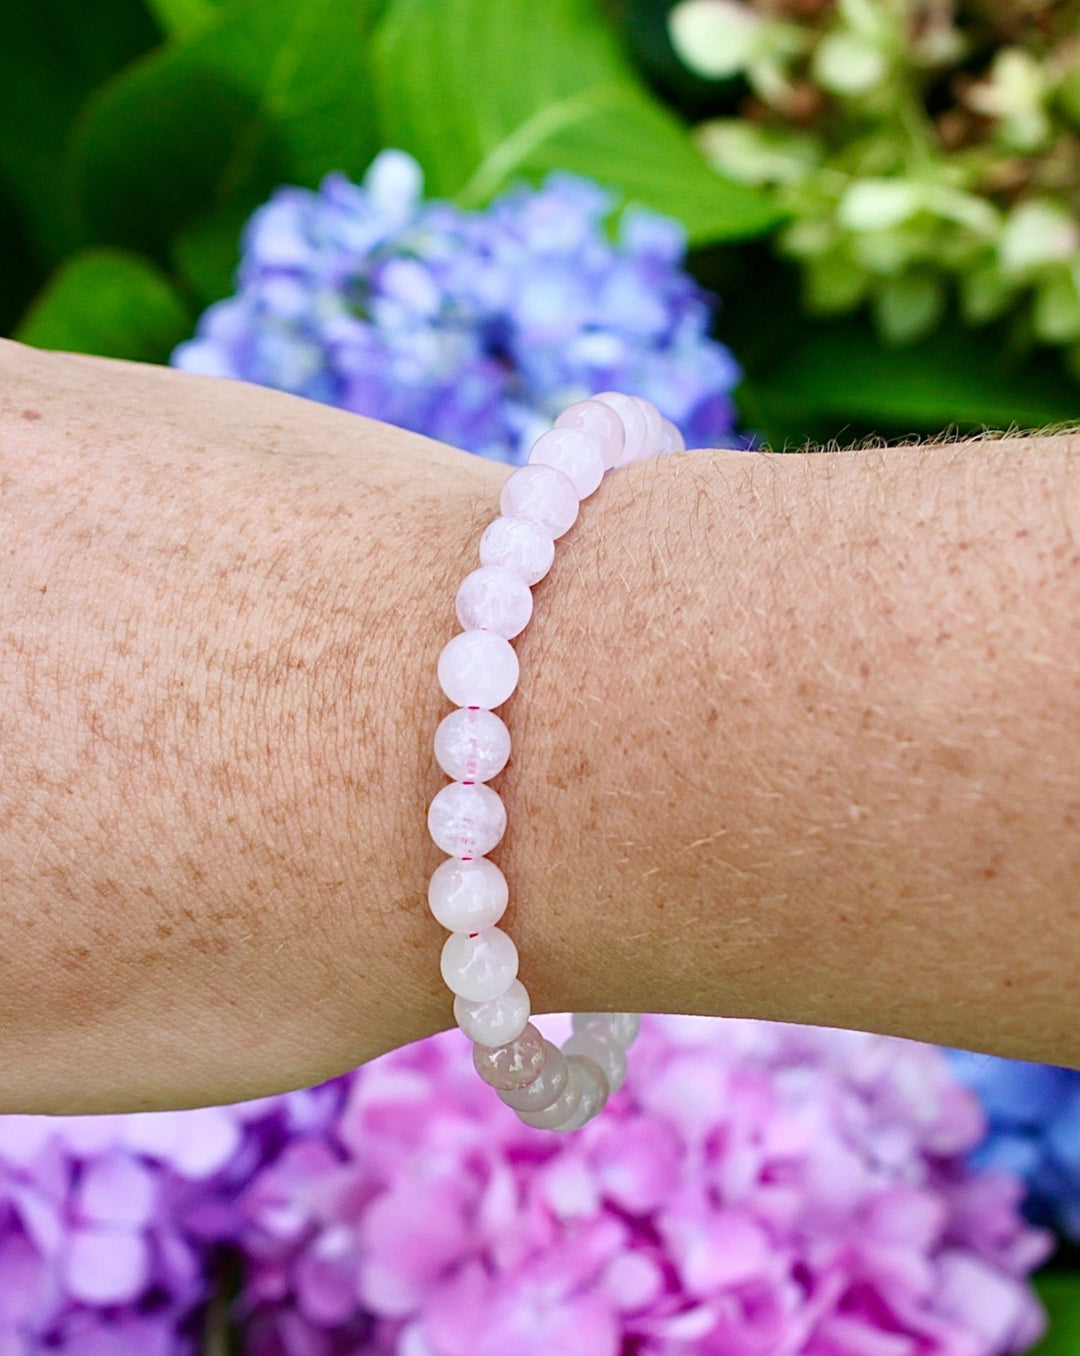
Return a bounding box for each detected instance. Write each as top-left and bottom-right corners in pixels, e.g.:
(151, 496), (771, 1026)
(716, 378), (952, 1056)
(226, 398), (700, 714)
(172, 150), (741, 463)
(945, 1047), (1080, 1237)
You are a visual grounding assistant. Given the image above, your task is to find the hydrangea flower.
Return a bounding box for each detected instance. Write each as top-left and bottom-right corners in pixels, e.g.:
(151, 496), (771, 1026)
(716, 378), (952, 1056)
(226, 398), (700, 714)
(669, 0), (1080, 359)
(172, 151), (742, 463)
(945, 1048), (1080, 1242)
(0, 1082), (345, 1352)
(231, 1015), (1054, 1356)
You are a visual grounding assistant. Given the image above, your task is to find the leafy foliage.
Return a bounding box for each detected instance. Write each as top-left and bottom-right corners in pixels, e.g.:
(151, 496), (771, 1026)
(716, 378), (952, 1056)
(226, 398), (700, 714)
(1031, 1272), (1080, 1356)
(735, 314), (1080, 450)
(1, 0), (1078, 430)
(371, 0), (781, 242)
(14, 248), (192, 362)
(0, 0), (160, 265)
(68, 0), (383, 302)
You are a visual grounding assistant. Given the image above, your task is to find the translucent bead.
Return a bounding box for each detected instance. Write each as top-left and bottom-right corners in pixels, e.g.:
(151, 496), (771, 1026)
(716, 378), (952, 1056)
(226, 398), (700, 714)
(630, 396), (664, 459)
(555, 398), (625, 471)
(563, 1029), (627, 1094)
(433, 706), (511, 783)
(454, 978), (530, 1045)
(440, 926), (518, 1002)
(527, 427), (605, 500)
(659, 418), (685, 453)
(500, 464), (579, 540)
(497, 1040), (569, 1112)
(592, 392), (647, 466)
(549, 1056), (609, 1131)
(428, 856), (508, 933)
(437, 630), (519, 709)
(427, 781), (506, 858)
(479, 515), (556, 587)
(455, 566), (533, 639)
(473, 1021), (546, 1090)
(572, 1011), (641, 1049)
(516, 1056), (583, 1130)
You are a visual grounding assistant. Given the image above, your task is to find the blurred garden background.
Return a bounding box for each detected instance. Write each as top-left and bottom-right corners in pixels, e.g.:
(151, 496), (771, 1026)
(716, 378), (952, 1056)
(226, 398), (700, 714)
(6, 0), (1080, 1351)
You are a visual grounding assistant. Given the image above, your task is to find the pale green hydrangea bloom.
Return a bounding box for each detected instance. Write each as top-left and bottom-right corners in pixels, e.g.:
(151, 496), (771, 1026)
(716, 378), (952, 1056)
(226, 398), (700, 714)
(671, 0), (1080, 366)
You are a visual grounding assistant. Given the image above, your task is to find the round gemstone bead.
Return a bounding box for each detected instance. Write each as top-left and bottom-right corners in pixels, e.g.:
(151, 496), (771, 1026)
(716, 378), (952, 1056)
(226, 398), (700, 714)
(592, 391), (647, 465)
(527, 427), (605, 500)
(472, 1021), (546, 1090)
(563, 1030), (627, 1094)
(500, 464), (579, 540)
(427, 781), (506, 858)
(496, 1040), (569, 1112)
(659, 418), (685, 453)
(455, 566), (533, 639)
(428, 856), (508, 933)
(555, 398), (625, 471)
(572, 1011), (641, 1048)
(630, 396), (664, 460)
(437, 630), (519, 709)
(516, 1056), (583, 1130)
(549, 1056), (609, 1131)
(454, 978), (530, 1045)
(478, 515), (556, 587)
(433, 706), (511, 783)
(440, 926), (518, 1002)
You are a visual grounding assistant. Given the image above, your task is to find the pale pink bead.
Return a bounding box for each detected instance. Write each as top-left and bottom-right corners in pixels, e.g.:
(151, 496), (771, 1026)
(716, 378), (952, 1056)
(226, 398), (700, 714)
(592, 391), (647, 465)
(555, 398), (625, 471)
(440, 926), (518, 1001)
(437, 630), (519, 709)
(455, 566), (533, 639)
(428, 856), (508, 933)
(454, 978), (530, 1045)
(563, 1029), (627, 1094)
(630, 396), (664, 459)
(527, 427), (605, 500)
(549, 1056), (609, 1131)
(516, 1055), (583, 1130)
(497, 1040), (569, 1112)
(659, 418), (685, 453)
(479, 515), (555, 586)
(427, 781), (506, 857)
(572, 1011), (641, 1048)
(499, 464), (579, 540)
(473, 1021), (546, 1090)
(433, 707), (511, 783)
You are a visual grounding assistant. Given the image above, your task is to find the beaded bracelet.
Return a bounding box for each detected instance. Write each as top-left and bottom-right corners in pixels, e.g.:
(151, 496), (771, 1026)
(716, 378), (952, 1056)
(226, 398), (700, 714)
(426, 392), (683, 1132)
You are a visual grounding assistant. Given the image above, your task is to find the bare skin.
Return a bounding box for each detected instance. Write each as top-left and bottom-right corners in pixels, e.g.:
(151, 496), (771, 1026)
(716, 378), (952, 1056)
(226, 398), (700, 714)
(1, 337), (1078, 1114)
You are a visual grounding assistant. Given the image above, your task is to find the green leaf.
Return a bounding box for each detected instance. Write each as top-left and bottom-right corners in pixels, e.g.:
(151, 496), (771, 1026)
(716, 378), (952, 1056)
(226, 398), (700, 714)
(172, 202), (253, 307)
(14, 248), (193, 363)
(0, 0), (160, 262)
(68, 0), (381, 266)
(144, 0), (221, 41)
(1029, 1272), (1080, 1356)
(371, 0), (781, 245)
(735, 316), (1080, 449)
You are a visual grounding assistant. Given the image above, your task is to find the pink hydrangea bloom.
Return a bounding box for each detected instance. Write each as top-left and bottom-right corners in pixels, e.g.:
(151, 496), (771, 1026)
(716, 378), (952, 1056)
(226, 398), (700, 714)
(232, 1016), (1055, 1356)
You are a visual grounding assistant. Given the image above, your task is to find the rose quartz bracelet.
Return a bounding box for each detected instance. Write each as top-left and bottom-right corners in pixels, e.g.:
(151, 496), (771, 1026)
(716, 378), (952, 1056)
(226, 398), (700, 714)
(427, 392), (683, 1132)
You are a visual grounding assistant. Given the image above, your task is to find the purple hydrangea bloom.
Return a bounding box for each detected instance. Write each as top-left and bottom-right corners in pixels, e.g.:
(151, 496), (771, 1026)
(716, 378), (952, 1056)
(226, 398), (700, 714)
(0, 1081), (346, 1353)
(231, 1015), (1054, 1356)
(171, 151), (741, 463)
(944, 1049), (1080, 1240)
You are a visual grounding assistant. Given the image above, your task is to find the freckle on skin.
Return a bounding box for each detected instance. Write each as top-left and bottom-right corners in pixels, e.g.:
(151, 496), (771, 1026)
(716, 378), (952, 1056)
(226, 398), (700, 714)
(20, 410), (40, 421)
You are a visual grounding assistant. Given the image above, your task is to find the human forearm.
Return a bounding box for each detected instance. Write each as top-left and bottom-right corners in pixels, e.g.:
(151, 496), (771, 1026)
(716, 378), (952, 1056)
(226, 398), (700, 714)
(0, 340), (500, 1112)
(5, 337), (1080, 1116)
(498, 435), (1080, 1069)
